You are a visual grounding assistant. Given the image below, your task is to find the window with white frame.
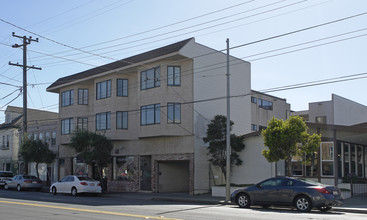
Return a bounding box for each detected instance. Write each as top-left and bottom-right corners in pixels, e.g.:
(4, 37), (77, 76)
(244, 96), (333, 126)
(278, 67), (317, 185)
(116, 111), (128, 129)
(141, 104), (160, 125)
(45, 132), (50, 145)
(141, 67), (160, 90)
(61, 90), (73, 107)
(321, 142), (334, 176)
(96, 112), (111, 130)
(51, 131), (56, 145)
(117, 79), (128, 97)
(167, 66), (181, 86)
(96, 80), (111, 100)
(78, 89), (88, 105)
(61, 118), (74, 135)
(167, 103), (181, 124)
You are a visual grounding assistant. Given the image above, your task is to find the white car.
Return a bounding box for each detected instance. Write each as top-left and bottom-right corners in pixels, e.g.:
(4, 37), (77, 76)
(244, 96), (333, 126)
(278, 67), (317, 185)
(50, 175), (102, 196)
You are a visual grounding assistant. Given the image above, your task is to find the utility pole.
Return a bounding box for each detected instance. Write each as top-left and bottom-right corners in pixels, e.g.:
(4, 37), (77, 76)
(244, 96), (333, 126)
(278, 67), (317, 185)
(225, 38), (231, 202)
(9, 32), (41, 135)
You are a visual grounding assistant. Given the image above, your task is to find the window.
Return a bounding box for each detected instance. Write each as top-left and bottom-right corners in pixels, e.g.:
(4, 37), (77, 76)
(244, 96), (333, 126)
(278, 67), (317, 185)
(116, 111), (128, 129)
(2, 136), (5, 149)
(251, 124), (257, 131)
(113, 156), (135, 181)
(291, 155), (303, 176)
(45, 132), (50, 144)
(251, 97), (257, 104)
(96, 112), (111, 130)
(321, 142), (334, 176)
(77, 117), (88, 131)
(117, 79), (128, 97)
(167, 103), (181, 124)
(78, 89), (88, 105)
(258, 99), (273, 110)
(51, 131), (56, 145)
(61, 118), (73, 135)
(315, 116), (327, 124)
(39, 133), (43, 142)
(61, 90), (73, 107)
(260, 178), (283, 188)
(141, 67), (160, 90)
(141, 104), (160, 125)
(259, 125), (267, 131)
(167, 66), (181, 86)
(96, 80), (111, 100)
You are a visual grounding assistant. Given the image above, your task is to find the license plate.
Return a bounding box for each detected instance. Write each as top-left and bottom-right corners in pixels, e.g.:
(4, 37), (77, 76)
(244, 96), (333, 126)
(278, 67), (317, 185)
(333, 191), (338, 195)
(32, 181), (37, 183)
(90, 183), (95, 186)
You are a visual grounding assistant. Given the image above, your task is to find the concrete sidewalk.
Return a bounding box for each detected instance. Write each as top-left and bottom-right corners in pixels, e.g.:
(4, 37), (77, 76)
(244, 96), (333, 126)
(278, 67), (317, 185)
(103, 192), (367, 214)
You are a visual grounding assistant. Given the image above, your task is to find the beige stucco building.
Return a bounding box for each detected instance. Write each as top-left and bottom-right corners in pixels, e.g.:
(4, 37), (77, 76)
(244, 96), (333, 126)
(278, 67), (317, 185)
(47, 38), (251, 194)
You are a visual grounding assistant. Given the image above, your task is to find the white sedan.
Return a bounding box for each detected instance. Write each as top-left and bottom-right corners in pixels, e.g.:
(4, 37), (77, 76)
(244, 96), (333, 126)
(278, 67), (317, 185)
(50, 175), (102, 196)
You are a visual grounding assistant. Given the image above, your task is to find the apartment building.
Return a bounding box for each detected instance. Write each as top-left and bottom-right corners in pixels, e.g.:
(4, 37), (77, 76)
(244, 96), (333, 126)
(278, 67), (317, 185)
(250, 90), (291, 132)
(47, 38), (251, 194)
(0, 106), (58, 178)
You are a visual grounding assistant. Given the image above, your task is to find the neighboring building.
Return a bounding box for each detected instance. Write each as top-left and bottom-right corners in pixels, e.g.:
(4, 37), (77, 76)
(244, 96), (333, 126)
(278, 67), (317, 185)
(250, 90), (291, 132)
(46, 38), (251, 194)
(292, 94), (367, 126)
(0, 106), (58, 181)
(232, 94), (367, 187)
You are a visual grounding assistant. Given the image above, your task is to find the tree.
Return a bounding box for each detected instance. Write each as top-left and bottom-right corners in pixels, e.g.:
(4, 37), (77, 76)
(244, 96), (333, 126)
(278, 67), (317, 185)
(20, 136), (56, 178)
(69, 130), (113, 191)
(203, 115), (245, 181)
(261, 116), (321, 176)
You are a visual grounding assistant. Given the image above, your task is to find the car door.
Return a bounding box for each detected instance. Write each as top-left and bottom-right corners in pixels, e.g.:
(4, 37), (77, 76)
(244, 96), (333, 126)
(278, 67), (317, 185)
(277, 178), (297, 204)
(58, 176), (69, 193)
(7, 175), (17, 188)
(66, 176), (75, 193)
(251, 178), (284, 204)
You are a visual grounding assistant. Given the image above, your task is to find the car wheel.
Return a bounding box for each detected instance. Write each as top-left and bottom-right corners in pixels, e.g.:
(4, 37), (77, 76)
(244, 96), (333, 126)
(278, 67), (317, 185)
(71, 187), (77, 196)
(52, 187), (57, 195)
(17, 185), (21, 192)
(4, 184), (8, 190)
(318, 206), (332, 212)
(295, 195), (312, 212)
(237, 193), (251, 208)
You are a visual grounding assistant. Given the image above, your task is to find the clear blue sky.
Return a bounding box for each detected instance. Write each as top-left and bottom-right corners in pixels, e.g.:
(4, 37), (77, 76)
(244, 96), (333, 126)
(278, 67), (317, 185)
(1, 0), (367, 122)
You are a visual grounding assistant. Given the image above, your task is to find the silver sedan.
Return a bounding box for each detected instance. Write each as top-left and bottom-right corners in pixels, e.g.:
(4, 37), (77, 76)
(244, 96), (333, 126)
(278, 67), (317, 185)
(5, 175), (43, 191)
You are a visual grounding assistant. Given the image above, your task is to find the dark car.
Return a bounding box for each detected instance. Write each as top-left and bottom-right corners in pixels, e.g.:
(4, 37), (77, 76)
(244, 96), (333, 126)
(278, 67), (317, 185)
(230, 177), (343, 212)
(0, 171), (14, 188)
(4, 175), (43, 191)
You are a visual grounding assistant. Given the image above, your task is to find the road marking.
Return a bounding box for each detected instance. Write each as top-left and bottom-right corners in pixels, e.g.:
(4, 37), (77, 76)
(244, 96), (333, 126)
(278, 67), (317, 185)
(0, 200), (181, 220)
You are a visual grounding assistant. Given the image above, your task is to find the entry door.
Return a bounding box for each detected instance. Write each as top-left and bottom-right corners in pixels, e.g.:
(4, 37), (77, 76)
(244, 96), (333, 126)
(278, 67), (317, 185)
(140, 156), (152, 191)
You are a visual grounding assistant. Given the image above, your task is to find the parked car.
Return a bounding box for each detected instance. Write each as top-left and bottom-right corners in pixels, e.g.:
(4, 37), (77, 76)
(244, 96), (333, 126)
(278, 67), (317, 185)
(4, 174), (43, 191)
(0, 171), (14, 188)
(50, 175), (102, 196)
(230, 177), (344, 212)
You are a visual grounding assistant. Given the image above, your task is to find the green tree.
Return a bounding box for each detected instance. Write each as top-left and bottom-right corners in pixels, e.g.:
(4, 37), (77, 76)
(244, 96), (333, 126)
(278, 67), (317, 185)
(69, 130), (113, 191)
(203, 115), (245, 181)
(20, 136), (56, 178)
(261, 116), (321, 176)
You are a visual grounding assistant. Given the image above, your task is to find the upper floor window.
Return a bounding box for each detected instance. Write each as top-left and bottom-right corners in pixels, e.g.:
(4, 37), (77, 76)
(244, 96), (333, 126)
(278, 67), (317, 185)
(61, 90), (73, 107)
(51, 131), (56, 145)
(251, 124), (257, 131)
(259, 125), (267, 131)
(251, 97), (257, 104)
(141, 104), (160, 125)
(78, 89), (88, 105)
(167, 66), (181, 86)
(96, 112), (111, 130)
(167, 103), (181, 124)
(141, 67), (160, 90)
(77, 117), (88, 131)
(96, 80), (111, 100)
(258, 99), (273, 110)
(117, 79), (128, 97)
(116, 111), (128, 129)
(45, 132), (50, 145)
(61, 118), (73, 135)
(315, 116), (327, 124)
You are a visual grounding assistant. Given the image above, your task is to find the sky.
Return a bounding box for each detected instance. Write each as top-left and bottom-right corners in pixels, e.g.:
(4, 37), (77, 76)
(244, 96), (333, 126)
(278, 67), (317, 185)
(1, 0), (367, 123)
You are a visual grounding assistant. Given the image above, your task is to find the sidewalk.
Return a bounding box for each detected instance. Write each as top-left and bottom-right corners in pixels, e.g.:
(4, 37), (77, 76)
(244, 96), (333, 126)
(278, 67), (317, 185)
(104, 192), (367, 214)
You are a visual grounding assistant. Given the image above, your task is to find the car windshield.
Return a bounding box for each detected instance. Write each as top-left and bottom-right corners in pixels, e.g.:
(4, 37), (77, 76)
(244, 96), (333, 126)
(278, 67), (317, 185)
(0, 173), (13, 177)
(77, 176), (94, 181)
(298, 178), (323, 186)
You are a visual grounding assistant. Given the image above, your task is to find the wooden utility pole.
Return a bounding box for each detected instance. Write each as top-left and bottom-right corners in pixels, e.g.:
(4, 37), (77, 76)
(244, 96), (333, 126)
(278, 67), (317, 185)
(9, 32), (41, 135)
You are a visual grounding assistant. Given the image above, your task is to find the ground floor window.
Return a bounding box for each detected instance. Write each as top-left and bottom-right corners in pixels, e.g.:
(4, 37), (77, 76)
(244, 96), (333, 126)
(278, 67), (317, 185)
(321, 142), (334, 176)
(73, 157), (88, 175)
(113, 156), (135, 181)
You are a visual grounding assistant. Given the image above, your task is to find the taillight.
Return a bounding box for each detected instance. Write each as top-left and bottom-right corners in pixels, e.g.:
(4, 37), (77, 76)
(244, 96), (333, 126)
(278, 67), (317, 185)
(80, 182), (88, 186)
(315, 187), (330, 194)
(24, 180), (32, 183)
(97, 183), (101, 186)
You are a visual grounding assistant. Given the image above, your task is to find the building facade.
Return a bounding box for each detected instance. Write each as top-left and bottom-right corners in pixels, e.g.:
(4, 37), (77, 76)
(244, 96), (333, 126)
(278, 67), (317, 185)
(47, 38), (251, 194)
